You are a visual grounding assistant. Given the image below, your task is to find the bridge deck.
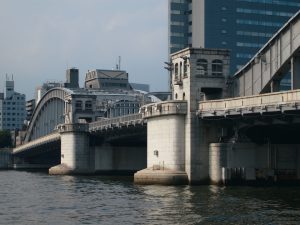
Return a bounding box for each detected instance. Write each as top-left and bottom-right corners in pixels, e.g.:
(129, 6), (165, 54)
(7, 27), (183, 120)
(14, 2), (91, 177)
(13, 132), (61, 155)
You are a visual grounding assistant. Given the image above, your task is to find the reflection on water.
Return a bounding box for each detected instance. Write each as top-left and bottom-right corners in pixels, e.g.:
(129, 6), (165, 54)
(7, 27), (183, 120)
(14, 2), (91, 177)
(0, 171), (300, 225)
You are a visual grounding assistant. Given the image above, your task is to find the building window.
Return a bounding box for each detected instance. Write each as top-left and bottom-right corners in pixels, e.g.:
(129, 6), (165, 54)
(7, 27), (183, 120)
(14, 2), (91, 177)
(75, 100), (82, 111)
(179, 62), (183, 77)
(212, 60), (223, 76)
(85, 101), (92, 111)
(196, 59), (208, 75)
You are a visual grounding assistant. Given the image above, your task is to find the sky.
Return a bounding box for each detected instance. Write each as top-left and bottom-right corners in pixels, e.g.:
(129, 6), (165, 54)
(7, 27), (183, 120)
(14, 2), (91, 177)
(0, 0), (168, 99)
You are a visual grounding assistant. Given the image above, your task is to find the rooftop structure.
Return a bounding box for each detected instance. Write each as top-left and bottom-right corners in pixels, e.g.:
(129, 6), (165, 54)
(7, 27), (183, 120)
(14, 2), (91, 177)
(85, 69), (130, 90)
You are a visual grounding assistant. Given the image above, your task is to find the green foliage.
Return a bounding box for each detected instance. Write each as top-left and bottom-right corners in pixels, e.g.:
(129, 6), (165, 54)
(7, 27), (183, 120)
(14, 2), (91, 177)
(0, 130), (12, 148)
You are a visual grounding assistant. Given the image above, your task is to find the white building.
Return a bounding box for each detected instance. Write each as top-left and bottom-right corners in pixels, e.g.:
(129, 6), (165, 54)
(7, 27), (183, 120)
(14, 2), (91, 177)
(0, 78), (26, 131)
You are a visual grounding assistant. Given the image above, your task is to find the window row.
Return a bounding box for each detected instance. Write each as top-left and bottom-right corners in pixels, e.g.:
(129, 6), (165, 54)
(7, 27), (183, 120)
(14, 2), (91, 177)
(1, 124), (19, 127)
(237, 30), (273, 38)
(237, 42), (264, 48)
(237, 0), (300, 7)
(196, 59), (224, 76)
(1, 118), (23, 121)
(0, 112), (24, 116)
(2, 107), (25, 111)
(236, 19), (282, 27)
(75, 100), (93, 111)
(236, 53), (253, 59)
(174, 59), (188, 79)
(236, 8), (294, 17)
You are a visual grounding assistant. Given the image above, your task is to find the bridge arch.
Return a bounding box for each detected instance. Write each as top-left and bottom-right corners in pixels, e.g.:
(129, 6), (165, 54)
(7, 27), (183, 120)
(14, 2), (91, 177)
(24, 88), (72, 143)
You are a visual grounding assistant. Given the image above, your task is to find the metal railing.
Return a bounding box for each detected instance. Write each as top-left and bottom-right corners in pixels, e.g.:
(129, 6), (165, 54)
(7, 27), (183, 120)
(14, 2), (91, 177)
(57, 123), (89, 133)
(141, 101), (187, 118)
(89, 113), (143, 131)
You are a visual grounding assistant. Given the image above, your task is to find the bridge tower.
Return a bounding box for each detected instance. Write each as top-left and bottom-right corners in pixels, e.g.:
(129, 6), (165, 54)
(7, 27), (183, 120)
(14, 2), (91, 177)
(134, 48), (230, 184)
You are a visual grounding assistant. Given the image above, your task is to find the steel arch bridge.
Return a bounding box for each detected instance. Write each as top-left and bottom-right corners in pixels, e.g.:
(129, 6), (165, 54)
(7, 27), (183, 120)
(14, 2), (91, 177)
(24, 88), (72, 143)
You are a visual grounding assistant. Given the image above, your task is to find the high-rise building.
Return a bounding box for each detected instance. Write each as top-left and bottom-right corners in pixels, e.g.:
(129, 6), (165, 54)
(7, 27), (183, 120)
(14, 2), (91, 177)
(169, 0), (300, 74)
(0, 78), (26, 131)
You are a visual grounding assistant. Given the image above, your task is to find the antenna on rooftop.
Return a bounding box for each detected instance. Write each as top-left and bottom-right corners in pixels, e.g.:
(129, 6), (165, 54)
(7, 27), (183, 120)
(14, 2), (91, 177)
(115, 56), (121, 70)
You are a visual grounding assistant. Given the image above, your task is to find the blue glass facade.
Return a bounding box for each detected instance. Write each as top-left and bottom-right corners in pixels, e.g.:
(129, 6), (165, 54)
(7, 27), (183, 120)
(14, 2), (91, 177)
(169, 0), (191, 54)
(169, 0), (300, 75)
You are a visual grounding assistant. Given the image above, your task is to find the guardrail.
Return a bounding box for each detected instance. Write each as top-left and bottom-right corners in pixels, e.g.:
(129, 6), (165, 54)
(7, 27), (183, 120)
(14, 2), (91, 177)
(198, 89), (300, 114)
(89, 113), (143, 131)
(57, 123), (89, 133)
(140, 101), (187, 119)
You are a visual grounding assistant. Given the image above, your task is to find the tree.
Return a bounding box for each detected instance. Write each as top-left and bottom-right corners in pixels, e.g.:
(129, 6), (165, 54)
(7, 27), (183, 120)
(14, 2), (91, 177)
(0, 130), (12, 148)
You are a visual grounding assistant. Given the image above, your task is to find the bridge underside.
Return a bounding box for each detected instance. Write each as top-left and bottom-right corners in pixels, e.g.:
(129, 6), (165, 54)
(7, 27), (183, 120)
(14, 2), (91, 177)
(90, 124), (146, 146)
(13, 140), (61, 169)
(90, 125), (147, 175)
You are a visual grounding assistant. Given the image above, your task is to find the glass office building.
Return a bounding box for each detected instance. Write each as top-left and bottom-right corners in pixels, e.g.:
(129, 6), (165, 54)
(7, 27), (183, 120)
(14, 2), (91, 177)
(169, 0), (300, 76)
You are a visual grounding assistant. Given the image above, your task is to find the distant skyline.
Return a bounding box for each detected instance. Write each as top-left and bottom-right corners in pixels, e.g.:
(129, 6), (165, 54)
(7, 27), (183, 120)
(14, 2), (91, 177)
(0, 0), (168, 99)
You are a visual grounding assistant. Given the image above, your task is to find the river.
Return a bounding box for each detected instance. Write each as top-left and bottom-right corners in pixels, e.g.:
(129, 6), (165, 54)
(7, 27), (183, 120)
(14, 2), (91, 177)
(0, 170), (300, 225)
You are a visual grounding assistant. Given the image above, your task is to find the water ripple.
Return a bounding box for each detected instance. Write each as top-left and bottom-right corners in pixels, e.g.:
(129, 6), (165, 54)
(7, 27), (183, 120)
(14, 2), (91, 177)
(0, 171), (300, 224)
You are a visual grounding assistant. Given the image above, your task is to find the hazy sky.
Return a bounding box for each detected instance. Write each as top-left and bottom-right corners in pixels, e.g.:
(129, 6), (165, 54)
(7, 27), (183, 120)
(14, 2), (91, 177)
(0, 0), (168, 99)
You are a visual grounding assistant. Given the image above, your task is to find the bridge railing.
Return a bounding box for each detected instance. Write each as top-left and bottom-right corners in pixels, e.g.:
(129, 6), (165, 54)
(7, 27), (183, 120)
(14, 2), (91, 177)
(56, 123), (89, 133)
(140, 100), (187, 119)
(198, 89), (300, 113)
(89, 113), (143, 131)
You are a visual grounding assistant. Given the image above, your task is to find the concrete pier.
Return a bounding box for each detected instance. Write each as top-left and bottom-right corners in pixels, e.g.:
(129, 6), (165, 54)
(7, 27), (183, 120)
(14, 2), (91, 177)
(49, 123), (94, 175)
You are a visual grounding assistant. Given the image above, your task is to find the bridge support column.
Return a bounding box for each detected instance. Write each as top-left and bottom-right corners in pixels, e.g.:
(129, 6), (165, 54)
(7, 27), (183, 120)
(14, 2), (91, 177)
(49, 123), (94, 175)
(291, 56), (300, 90)
(134, 110), (188, 185)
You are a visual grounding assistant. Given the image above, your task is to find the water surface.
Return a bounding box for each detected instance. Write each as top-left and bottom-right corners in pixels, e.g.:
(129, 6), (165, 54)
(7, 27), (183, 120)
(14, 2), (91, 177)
(0, 171), (299, 225)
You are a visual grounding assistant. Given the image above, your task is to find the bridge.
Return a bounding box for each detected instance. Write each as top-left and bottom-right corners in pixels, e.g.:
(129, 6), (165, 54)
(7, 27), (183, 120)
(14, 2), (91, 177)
(13, 9), (300, 185)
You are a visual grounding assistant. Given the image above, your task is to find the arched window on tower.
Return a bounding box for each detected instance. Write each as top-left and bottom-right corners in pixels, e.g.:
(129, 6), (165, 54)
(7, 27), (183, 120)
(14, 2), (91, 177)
(175, 63), (179, 80)
(184, 59), (188, 77)
(212, 59), (223, 76)
(179, 62), (183, 79)
(196, 59), (208, 76)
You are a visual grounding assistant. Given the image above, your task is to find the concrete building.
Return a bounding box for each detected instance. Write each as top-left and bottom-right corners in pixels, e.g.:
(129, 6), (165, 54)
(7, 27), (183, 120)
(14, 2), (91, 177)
(65, 68), (79, 89)
(0, 78), (26, 131)
(35, 68), (78, 104)
(35, 81), (63, 104)
(130, 83), (150, 92)
(169, 0), (300, 75)
(85, 69), (130, 90)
